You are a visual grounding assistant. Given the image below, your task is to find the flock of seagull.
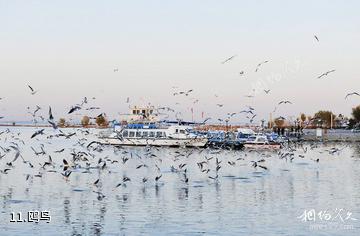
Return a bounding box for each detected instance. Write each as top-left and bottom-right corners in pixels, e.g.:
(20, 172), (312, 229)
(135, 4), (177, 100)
(0, 118), (351, 202)
(137, 36), (359, 126)
(0, 81), (353, 201)
(216, 34), (358, 120)
(0, 34), (358, 202)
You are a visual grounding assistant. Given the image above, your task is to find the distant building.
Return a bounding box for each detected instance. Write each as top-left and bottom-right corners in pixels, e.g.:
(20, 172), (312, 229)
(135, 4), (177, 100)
(119, 105), (158, 123)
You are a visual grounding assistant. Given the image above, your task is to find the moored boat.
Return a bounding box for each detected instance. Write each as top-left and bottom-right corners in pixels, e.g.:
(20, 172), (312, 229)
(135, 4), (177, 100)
(98, 123), (208, 147)
(236, 128), (256, 142)
(206, 130), (243, 149)
(243, 134), (281, 150)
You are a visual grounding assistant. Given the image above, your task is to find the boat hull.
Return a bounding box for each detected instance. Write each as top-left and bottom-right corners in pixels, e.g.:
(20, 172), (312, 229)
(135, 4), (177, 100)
(207, 140), (244, 150)
(244, 143), (281, 150)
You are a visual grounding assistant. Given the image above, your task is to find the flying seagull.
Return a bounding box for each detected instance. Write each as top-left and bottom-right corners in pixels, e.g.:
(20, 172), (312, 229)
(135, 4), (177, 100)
(221, 55), (237, 64)
(31, 129), (45, 139)
(48, 120), (58, 130)
(28, 85), (38, 95)
(278, 100), (292, 105)
(264, 89), (271, 94)
(314, 35), (319, 42)
(48, 106), (54, 120)
(317, 70), (336, 79)
(68, 106), (81, 114)
(185, 89), (193, 96)
(255, 60), (269, 72)
(202, 117), (211, 124)
(345, 92), (360, 99)
(80, 97), (88, 106)
(86, 107), (100, 110)
(239, 110), (253, 115)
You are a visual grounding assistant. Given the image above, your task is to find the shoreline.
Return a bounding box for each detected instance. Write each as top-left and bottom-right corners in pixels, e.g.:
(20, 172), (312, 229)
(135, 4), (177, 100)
(2, 124), (360, 142)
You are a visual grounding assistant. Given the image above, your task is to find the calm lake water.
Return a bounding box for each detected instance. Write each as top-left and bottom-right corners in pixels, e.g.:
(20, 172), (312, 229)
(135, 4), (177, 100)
(0, 127), (359, 235)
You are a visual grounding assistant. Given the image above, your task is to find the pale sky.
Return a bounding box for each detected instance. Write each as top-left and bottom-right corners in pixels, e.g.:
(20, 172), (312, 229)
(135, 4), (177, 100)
(0, 0), (360, 124)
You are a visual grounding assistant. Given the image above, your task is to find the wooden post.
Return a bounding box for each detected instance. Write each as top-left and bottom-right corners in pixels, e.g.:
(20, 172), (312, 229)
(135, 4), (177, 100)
(330, 113), (333, 129)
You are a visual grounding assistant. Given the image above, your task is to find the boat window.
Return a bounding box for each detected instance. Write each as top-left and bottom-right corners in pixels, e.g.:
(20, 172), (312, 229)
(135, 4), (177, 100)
(129, 131), (135, 137)
(238, 133), (251, 139)
(176, 129), (179, 133)
(132, 110), (136, 115)
(180, 129), (186, 134)
(248, 136), (256, 141)
(143, 131), (148, 137)
(149, 131), (155, 137)
(122, 130), (128, 137)
(156, 131), (163, 137)
(136, 131), (141, 137)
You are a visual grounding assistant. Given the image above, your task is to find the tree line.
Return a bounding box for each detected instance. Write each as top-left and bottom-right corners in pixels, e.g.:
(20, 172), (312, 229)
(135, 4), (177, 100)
(57, 115), (109, 128)
(272, 105), (360, 129)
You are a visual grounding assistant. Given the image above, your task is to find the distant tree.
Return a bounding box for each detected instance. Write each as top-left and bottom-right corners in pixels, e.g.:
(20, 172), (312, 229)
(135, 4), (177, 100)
(96, 115), (108, 127)
(304, 116), (314, 127)
(351, 105), (360, 123)
(274, 117), (285, 127)
(348, 118), (357, 129)
(81, 116), (90, 127)
(300, 113), (306, 122)
(313, 110), (336, 128)
(58, 118), (66, 127)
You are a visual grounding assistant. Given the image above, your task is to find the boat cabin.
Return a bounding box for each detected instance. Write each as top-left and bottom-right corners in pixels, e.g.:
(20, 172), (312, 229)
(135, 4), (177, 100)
(119, 105), (158, 122)
(236, 128), (256, 142)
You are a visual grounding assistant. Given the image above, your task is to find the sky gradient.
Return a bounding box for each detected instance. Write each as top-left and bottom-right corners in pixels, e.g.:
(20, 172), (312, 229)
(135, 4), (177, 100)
(0, 0), (360, 124)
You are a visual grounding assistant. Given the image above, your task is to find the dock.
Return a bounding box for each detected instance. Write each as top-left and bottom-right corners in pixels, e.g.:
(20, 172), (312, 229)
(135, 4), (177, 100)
(301, 129), (360, 142)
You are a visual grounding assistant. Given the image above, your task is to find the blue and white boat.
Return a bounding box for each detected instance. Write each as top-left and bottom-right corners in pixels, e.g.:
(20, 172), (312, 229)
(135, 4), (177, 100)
(236, 128), (281, 149)
(206, 130), (243, 149)
(243, 134), (281, 149)
(236, 128), (256, 142)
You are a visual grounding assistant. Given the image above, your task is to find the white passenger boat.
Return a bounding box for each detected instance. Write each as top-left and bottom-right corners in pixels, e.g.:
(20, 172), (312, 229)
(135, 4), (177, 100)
(244, 134), (281, 150)
(99, 124), (208, 147)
